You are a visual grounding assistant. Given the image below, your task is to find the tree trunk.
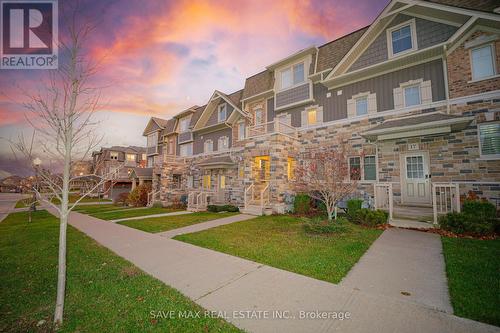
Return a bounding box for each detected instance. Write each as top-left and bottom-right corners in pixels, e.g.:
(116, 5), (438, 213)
(53, 212), (68, 324)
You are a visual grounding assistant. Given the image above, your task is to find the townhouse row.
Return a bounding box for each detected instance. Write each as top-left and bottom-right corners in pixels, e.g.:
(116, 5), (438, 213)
(135, 0), (499, 216)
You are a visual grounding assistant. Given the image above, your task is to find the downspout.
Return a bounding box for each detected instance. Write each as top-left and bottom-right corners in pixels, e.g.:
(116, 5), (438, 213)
(443, 45), (451, 114)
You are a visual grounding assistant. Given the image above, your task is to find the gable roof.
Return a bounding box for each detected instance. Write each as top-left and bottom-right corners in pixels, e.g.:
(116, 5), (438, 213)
(143, 116), (169, 136)
(164, 118), (177, 135)
(192, 90), (247, 130)
(242, 70), (274, 100)
(315, 26), (369, 73)
(189, 105), (206, 128)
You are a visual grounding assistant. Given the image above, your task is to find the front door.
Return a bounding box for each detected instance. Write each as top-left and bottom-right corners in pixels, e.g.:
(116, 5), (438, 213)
(401, 152), (431, 205)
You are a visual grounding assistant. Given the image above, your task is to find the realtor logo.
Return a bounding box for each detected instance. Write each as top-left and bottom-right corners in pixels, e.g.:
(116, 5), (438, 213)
(1, 0), (58, 69)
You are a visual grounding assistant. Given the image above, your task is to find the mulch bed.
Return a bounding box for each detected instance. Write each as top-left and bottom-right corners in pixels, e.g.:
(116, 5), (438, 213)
(394, 225), (498, 240)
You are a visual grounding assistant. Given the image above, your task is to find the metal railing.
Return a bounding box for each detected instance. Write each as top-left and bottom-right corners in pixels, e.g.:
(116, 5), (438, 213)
(373, 183), (393, 221)
(247, 120), (297, 139)
(244, 184), (255, 208)
(187, 190), (215, 210)
(260, 183), (270, 208)
(432, 183), (460, 224)
(244, 183), (270, 209)
(147, 189), (161, 207)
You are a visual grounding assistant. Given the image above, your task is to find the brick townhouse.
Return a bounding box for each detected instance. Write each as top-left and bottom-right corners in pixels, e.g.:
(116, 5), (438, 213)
(141, 0), (500, 220)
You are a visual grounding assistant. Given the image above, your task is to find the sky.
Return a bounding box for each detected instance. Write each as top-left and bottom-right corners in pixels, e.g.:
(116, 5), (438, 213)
(0, 0), (388, 177)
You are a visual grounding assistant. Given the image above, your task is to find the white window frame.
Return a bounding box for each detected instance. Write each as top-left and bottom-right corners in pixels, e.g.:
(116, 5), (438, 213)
(348, 155), (378, 182)
(478, 121), (500, 159)
(470, 43), (497, 82)
(387, 19), (418, 58)
(278, 60), (306, 91)
(238, 121), (246, 140)
(204, 139), (213, 153)
(179, 116), (191, 133)
(218, 103), (227, 122)
(110, 151), (119, 160)
(355, 96), (368, 116)
(147, 133), (158, 147)
(179, 143), (192, 157)
(218, 136), (229, 151)
(403, 84), (421, 108)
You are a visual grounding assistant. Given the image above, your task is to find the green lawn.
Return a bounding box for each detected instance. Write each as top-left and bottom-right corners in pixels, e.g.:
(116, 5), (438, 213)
(119, 212), (239, 233)
(51, 194), (112, 204)
(91, 207), (182, 221)
(14, 198), (36, 208)
(175, 215), (382, 284)
(0, 210), (240, 332)
(442, 237), (500, 327)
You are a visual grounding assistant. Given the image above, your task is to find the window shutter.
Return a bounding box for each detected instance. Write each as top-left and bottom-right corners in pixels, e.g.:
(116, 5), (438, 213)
(368, 93), (377, 114)
(393, 87), (403, 109)
(421, 80), (432, 104)
(347, 99), (356, 118)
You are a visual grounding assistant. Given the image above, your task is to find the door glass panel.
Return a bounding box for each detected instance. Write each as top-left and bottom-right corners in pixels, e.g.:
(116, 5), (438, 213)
(406, 156), (424, 179)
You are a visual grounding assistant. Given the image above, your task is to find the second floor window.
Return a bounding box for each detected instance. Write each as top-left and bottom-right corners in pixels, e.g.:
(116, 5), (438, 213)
(238, 122), (246, 140)
(147, 157), (154, 167)
(110, 152), (118, 160)
(307, 109), (317, 126)
(126, 154), (136, 162)
(356, 97), (368, 116)
(218, 136), (229, 150)
(404, 85), (421, 107)
(141, 153), (146, 161)
(179, 117), (190, 132)
(471, 44), (495, 81)
(147, 133), (158, 147)
(180, 143), (192, 157)
(280, 62), (305, 90)
(218, 104), (227, 122)
(204, 140), (213, 153)
(255, 108), (263, 124)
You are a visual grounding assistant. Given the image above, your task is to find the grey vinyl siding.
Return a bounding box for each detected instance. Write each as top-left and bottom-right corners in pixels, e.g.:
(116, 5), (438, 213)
(193, 127), (233, 154)
(275, 59), (445, 127)
(349, 14), (458, 72)
(205, 99), (234, 127)
(178, 131), (193, 143)
(275, 83), (311, 109)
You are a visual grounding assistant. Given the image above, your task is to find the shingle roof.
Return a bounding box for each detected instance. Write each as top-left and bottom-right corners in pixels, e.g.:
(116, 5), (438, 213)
(164, 118), (176, 134)
(219, 89), (244, 110)
(107, 145), (146, 153)
(189, 105), (206, 127)
(242, 70), (274, 100)
(424, 0), (499, 13)
(316, 27), (369, 73)
(151, 117), (169, 128)
(131, 167), (153, 178)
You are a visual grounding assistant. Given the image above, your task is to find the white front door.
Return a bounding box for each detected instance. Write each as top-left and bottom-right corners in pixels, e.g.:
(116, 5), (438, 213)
(401, 152), (431, 205)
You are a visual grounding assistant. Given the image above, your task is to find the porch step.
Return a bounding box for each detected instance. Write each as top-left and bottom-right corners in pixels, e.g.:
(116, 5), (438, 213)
(390, 218), (435, 229)
(241, 204), (272, 216)
(393, 205), (433, 222)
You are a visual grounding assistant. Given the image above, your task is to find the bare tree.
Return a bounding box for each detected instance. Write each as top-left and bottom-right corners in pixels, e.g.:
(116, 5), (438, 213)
(7, 4), (116, 326)
(294, 142), (359, 222)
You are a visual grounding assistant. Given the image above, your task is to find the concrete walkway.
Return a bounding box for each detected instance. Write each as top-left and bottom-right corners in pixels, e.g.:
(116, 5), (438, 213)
(111, 210), (193, 223)
(53, 208), (498, 333)
(0, 193), (24, 222)
(158, 213), (255, 238)
(341, 228), (453, 313)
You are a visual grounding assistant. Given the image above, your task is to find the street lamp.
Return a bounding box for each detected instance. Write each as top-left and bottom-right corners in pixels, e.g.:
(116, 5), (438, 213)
(29, 158), (42, 222)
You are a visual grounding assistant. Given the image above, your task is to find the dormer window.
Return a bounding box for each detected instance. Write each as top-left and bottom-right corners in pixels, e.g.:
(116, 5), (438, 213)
(280, 62), (305, 90)
(387, 20), (417, 58)
(110, 152), (118, 160)
(218, 103), (227, 122)
(179, 117), (190, 132)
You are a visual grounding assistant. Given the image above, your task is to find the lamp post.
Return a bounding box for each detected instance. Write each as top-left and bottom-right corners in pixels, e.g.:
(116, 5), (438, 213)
(29, 158), (42, 223)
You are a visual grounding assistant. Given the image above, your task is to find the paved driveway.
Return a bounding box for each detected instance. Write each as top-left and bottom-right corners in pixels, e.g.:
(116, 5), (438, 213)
(341, 228), (453, 313)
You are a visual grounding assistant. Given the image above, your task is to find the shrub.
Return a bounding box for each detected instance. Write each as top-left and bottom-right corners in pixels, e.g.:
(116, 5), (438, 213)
(303, 216), (349, 234)
(351, 208), (388, 227)
(346, 199), (363, 218)
(114, 192), (129, 206)
(207, 204), (239, 213)
(126, 184), (151, 207)
(439, 212), (496, 236)
(462, 200), (496, 219)
(293, 194), (311, 215)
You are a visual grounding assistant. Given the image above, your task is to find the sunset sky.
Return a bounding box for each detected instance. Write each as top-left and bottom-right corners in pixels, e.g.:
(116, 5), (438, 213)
(0, 0), (388, 176)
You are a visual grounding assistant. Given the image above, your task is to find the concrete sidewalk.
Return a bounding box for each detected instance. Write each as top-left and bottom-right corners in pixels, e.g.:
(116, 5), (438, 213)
(0, 193), (25, 222)
(341, 228), (453, 313)
(158, 213), (255, 238)
(111, 210), (192, 223)
(55, 208), (499, 333)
